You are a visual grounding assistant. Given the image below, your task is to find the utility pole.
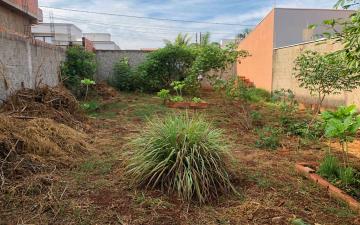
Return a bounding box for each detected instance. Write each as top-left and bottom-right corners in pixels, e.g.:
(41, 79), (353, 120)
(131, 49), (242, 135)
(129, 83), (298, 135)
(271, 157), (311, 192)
(199, 32), (202, 45)
(195, 32), (198, 44)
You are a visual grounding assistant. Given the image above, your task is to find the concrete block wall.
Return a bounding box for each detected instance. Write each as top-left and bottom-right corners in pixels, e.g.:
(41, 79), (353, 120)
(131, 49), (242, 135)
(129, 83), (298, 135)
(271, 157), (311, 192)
(0, 31), (65, 102)
(95, 50), (149, 81)
(273, 39), (360, 108)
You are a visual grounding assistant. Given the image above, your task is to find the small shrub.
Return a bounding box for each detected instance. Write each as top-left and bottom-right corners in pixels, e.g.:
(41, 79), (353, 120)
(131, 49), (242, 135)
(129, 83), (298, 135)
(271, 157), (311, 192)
(81, 101), (100, 113)
(255, 126), (281, 150)
(61, 46), (97, 98)
(157, 89), (170, 104)
(109, 57), (139, 92)
(322, 105), (360, 166)
(80, 78), (96, 100)
(250, 111), (262, 126)
(170, 96), (184, 102)
(245, 88), (271, 102)
(126, 114), (236, 203)
(192, 97), (203, 103)
(318, 154), (339, 179)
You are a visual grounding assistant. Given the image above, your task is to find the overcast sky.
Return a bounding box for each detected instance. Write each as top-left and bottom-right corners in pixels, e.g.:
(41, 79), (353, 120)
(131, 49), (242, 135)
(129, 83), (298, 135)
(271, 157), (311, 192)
(39, 0), (337, 50)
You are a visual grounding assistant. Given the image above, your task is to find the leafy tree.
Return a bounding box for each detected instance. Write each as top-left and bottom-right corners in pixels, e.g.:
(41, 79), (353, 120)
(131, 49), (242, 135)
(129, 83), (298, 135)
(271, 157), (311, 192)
(312, 1), (360, 74)
(186, 41), (248, 93)
(335, 0), (360, 9)
(293, 50), (359, 113)
(61, 46), (97, 98)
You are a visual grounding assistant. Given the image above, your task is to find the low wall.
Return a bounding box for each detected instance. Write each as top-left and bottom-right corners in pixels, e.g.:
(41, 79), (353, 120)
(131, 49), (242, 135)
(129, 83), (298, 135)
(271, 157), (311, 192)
(95, 50), (150, 81)
(273, 39), (360, 108)
(0, 31), (65, 102)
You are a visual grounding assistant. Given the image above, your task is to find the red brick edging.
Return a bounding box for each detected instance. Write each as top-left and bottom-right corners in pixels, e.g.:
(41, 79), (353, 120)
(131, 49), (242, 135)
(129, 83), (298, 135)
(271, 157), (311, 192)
(295, 162), (360, 213)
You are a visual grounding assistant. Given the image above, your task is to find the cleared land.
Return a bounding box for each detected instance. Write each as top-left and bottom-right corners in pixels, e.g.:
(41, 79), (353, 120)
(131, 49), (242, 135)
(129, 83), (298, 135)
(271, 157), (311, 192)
(1, 87), (359, 225)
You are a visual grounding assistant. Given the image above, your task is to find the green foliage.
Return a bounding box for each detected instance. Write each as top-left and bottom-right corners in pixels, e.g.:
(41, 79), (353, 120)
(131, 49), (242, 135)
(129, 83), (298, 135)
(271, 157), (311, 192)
(322, 105), (360, 166)
(186, 43), (248, 93)
(250, 111), (262, 126)
(81, 78), (96, 100)
(61, 46), (97, 98)
(138, 45), (195, 92)
(335, 0), (360, 9)
(126, 114), (236, 203)
(192, 97), (203, 103)
(81, 79), (96, 86)
(109, 57), (140, 92)
(293, 51), (355, 112)
(255, 127), (281, 150)
(318, 154), (359, 190)
(157, 89), (170, 104)
(272, 89), (299, 129)
(318, 154), (340, 179)
(285, 120), (324, 140)
(171, 81), (186, 96)
(170, 95), (184, 102)
(338, 167), (356, 186)
(81, 101), (100, 113)
(322, 105), (360, 143)
(221, 77), (270, 103)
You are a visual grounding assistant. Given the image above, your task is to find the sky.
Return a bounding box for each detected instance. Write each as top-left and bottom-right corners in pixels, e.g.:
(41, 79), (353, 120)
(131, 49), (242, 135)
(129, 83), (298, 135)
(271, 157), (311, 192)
(39, 0), (338, 49)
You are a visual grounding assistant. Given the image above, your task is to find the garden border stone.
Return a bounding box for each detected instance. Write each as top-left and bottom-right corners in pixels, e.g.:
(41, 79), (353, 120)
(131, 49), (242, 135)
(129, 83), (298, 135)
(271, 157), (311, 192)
(295, 162), (360, 213)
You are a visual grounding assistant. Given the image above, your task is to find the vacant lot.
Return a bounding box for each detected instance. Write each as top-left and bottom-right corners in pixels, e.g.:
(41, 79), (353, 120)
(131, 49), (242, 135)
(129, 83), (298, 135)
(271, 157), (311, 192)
(1, 88), (359, 225)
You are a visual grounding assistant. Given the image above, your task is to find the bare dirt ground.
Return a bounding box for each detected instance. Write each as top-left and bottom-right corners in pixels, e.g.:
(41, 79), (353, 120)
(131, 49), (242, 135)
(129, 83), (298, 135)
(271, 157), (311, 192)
(1, 90), (360, 225)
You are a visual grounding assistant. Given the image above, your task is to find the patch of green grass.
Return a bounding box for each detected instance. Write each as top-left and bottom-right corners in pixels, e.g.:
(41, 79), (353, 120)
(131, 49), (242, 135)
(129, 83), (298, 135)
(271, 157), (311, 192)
(78, 158), (115, 175)
(89, 111), (118, 119)
(101, 102), (128, 111)
(132, 104), (168, 120)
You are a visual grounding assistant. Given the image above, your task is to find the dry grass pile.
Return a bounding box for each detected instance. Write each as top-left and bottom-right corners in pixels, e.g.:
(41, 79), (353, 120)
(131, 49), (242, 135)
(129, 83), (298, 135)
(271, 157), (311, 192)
(1, 86), (85, 128)
(94, 82), (119, 100)
(0, 115), (88, 185)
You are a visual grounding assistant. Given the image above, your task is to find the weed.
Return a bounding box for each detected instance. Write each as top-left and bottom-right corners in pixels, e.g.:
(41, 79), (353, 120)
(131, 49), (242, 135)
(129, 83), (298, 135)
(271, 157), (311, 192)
(318, 154), (339, 179)
(338, 167), (356, 186)
(132, 104), (167, 119)
(255, 126), (281, 150)
(81, 101), (100, 113)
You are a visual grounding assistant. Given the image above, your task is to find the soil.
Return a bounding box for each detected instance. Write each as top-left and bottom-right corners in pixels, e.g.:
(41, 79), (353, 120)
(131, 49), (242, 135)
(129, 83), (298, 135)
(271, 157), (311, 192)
(1, 89), (360, 225)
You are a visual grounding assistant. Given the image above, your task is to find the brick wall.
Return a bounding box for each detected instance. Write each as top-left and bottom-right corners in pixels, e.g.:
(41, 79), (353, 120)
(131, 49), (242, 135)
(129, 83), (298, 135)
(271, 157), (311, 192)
(273, 39), (360, 108)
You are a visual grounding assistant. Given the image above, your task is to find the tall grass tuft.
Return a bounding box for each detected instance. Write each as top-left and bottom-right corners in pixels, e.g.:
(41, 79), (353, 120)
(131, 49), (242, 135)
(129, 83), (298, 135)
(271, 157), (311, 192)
(126, 113), (236, 203)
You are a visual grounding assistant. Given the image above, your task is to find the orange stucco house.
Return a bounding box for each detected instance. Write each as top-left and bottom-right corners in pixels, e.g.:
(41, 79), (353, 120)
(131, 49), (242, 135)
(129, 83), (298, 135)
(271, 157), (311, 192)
(237, 8), (354, 92)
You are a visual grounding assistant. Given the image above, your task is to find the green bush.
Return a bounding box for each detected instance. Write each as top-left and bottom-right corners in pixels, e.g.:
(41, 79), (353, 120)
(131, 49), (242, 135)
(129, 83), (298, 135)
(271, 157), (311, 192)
(108, 57), (141, 92)
(138, 45), (195, 92)
(245, 88), (271, 102)
(126, 114), (236, 203)
(61, 46), (97, 98)
(255, 126), (281, 150)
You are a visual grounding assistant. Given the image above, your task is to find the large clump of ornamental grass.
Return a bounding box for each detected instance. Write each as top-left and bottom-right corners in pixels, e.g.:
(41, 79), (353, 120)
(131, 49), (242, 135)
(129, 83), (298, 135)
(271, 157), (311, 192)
(126, 114), (236, 203)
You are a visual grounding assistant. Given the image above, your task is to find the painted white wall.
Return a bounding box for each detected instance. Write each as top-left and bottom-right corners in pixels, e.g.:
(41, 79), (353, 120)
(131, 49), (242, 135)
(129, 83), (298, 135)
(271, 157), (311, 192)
(32, 23), (83, 42)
